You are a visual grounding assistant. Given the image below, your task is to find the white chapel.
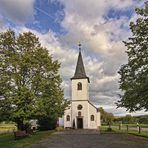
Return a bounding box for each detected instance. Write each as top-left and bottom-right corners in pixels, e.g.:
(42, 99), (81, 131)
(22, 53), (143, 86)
(64, 45), (101, 129)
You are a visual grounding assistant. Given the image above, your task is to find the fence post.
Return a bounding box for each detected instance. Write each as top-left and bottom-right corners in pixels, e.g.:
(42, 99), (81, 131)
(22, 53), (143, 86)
(138, 126), (141, 134)
(108, 123), (111, 130)
(126, 125), (128, 132)
(119, 124), (121, 130)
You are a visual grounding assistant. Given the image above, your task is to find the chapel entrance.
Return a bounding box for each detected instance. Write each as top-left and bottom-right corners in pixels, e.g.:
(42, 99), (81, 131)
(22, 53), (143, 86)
(77, 118), (83, 129)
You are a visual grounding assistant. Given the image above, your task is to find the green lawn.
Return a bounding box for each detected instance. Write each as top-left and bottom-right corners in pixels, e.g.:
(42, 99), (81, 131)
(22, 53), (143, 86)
(0, 130), (55, 148)
(113, 123), (148, 128)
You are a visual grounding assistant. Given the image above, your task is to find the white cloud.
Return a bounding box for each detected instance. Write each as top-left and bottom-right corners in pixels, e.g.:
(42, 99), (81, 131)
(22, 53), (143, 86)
(0, 15), (6, 31)
(16, 0), (146, 115)
(0, 0), (35, 23)
(0, 0), (146, 116)
(56, 0), (146, 115)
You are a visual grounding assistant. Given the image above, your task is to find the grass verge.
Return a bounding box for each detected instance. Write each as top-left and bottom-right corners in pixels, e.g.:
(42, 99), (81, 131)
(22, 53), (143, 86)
(0, 130), (55, 148)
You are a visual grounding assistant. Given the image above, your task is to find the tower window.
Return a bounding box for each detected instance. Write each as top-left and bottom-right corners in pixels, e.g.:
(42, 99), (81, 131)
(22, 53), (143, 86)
(90, 115), (94, 121)
(77, 82), (82, 90)
(66, 115), (70, 121)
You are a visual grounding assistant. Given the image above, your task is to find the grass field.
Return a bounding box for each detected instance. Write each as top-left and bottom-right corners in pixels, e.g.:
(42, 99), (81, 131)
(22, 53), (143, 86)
(0, 130), (54, 148)
(101, 123), (148, 127)
(100, 125), (148, 138)
(0, 123), (17, 134)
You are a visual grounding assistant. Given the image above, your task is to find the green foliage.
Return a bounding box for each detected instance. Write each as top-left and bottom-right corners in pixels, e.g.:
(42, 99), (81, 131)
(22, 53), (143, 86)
(106, 127), (112, 132)
(138, 116), (148, 124)
(98, 107), (114, 124)
(38, 117), (57, 131)
(0, 30), (67, 130)
(114, 115), (137, 124)
(114, 115), (148, 124)
(55, 126), (64, 132)
(117, 2), (148, 111)
(122, 115), (137, 124)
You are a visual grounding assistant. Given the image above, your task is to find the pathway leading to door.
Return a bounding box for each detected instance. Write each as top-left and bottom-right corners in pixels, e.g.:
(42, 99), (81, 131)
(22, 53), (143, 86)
(32, 130), (148, 148)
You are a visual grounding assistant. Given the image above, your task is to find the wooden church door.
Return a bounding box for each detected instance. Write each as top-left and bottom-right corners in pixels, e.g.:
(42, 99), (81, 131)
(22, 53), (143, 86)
(77, 118), (83, 129)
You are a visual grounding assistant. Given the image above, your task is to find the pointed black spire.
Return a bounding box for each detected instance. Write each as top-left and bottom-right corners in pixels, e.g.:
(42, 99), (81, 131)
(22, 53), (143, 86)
(71, 44), (90, 82)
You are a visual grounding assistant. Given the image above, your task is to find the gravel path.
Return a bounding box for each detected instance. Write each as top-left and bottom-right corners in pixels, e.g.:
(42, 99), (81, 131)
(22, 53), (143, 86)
(32, 130), (148, 148)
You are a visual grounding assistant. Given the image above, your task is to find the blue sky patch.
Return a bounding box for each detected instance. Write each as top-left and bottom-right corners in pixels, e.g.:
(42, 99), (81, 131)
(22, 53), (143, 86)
(26, 0), (66, 34)
(106, 8), (134, 20)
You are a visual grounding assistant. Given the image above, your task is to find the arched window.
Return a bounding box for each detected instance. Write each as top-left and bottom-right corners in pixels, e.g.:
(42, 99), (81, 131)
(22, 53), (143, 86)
(77, 82), (82, 90)
(90, 115), (94, 121)
(66, 115), (70, 121)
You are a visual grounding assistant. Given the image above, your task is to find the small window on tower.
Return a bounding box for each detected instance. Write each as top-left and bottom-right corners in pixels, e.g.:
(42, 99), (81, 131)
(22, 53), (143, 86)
(91, 115), (94, 121)
(66, 115), (70, 121)
(77, 82), (82, 90)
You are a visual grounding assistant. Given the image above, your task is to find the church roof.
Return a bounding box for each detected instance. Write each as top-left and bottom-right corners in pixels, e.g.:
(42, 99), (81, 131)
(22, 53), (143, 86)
(71, 46), (90, 82)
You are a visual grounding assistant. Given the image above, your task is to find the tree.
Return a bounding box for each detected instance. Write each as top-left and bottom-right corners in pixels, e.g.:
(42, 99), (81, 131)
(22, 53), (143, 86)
(122, 114), (136, 124)
(138, 115), (148, 124)
(0, 30), (67, 130)
(117, 2), (148, 112)
(38, 116), (57, 131)
(98, 107), (114, 124)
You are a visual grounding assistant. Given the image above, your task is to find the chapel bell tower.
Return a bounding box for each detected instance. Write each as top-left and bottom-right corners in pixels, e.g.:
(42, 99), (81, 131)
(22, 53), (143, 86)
(71, 43), (90, 101)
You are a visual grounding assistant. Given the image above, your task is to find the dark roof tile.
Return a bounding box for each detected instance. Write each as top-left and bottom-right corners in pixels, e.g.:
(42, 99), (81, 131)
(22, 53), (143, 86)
(71, 51), (90, 82)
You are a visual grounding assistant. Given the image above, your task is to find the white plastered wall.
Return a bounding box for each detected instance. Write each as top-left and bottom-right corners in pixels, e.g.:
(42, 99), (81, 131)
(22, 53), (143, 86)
(64, 106), (71, 128)
(64, 76), (101, 129)
(97, 112), (101, 127)
(64, 102), (101, 129)
(71, 101), (89, 129)
(88, 103), (98, 129)
(72, 79), (89, 100)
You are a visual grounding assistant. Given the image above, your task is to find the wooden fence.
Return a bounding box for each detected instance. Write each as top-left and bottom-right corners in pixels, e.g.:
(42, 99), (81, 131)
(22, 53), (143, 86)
(108, 124), (148, 134)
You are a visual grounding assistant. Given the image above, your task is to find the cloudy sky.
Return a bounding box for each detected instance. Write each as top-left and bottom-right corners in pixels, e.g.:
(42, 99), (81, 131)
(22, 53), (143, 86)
(0, 0), (146, 116)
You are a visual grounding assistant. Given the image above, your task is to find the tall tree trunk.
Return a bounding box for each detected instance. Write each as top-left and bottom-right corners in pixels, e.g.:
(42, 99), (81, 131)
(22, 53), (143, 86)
(16, 119), (24, 131)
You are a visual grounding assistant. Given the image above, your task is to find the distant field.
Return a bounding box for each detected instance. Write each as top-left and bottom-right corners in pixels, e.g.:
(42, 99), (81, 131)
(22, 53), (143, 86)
(0, 124), (17, 134)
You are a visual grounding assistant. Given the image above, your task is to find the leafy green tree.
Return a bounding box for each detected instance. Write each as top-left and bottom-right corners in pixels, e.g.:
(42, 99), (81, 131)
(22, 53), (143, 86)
(138, 115), (148, 124)
(114, 115), (138, 124)
(38, 116), (57, 131)
(98, 107), (106, 122)
(117, 2), (148, 112)
(0, 30), (67, 130)
(98, 107), (114, 124)
(105, 112), (114, 125)
(122, 114), (136, 124)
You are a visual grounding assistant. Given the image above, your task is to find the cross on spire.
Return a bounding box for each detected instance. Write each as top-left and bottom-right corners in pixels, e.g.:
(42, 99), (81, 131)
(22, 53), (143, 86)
(71, 43), (90, 83)
(78, 42), (81, 52)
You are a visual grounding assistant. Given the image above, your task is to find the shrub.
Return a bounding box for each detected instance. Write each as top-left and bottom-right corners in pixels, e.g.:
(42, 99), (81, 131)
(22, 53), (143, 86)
(38, 117), (57, 131)
(106, 127), (112, 132)
(56, 126), (64, 132)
